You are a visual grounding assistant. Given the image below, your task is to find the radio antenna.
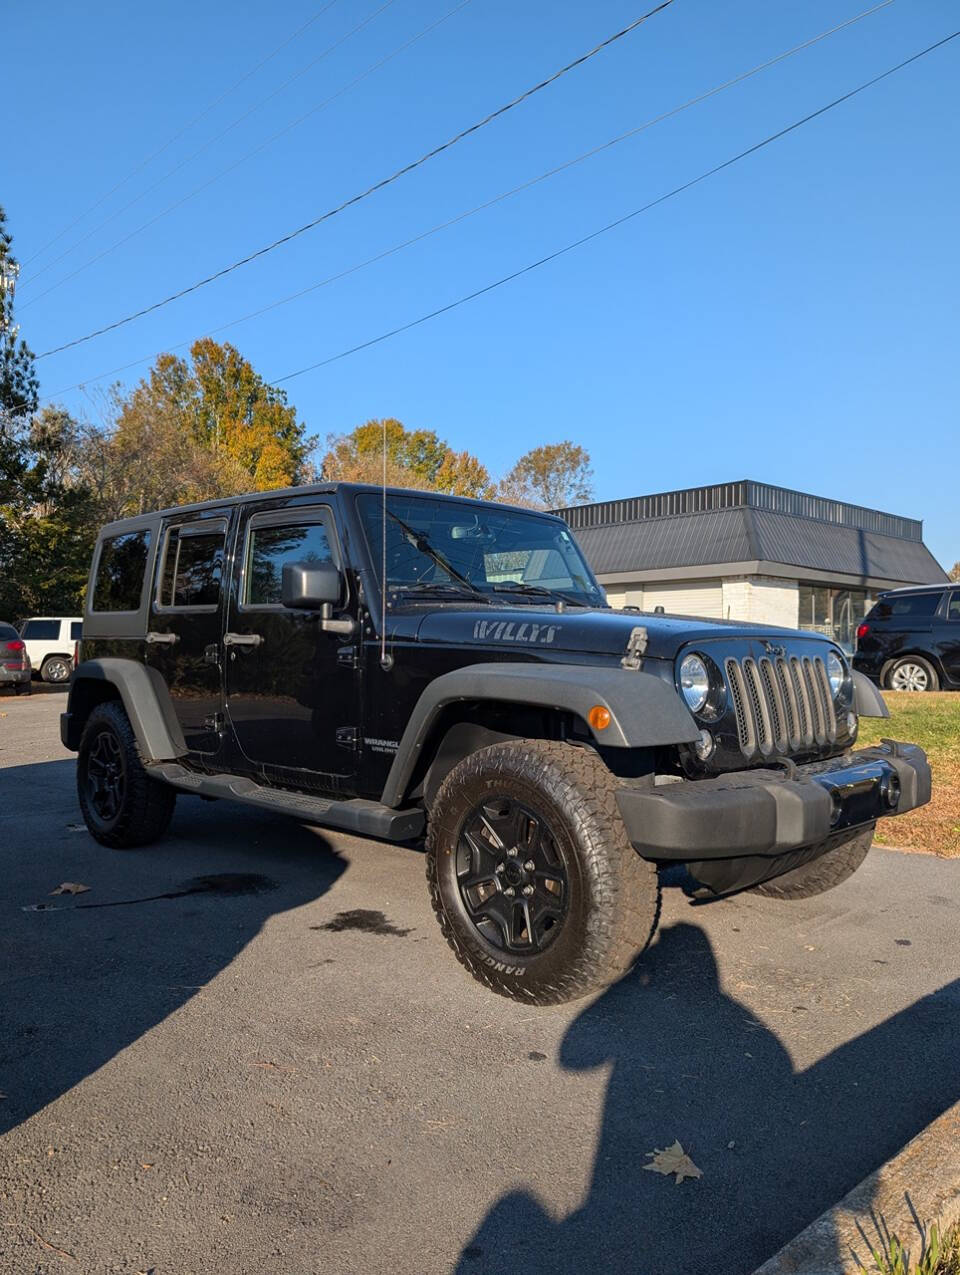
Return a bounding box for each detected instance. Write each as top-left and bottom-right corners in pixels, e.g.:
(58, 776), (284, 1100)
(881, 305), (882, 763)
(380, 418), (393, 670)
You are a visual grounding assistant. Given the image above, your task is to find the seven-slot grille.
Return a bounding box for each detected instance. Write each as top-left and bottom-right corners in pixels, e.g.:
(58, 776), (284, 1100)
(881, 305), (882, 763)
(724, 653), (837, 757)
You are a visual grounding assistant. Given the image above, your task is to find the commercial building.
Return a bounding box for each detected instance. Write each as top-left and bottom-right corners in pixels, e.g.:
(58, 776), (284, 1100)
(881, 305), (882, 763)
(558, 480), (947, 651)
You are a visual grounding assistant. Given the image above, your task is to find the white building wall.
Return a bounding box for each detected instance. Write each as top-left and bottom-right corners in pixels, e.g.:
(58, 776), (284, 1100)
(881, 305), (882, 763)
(604, 575), (799, 627)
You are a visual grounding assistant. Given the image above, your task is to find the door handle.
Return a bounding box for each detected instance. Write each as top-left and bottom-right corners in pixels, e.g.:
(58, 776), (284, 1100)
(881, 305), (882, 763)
(146, 631), (179, 645)
(224, 632), (263, 648)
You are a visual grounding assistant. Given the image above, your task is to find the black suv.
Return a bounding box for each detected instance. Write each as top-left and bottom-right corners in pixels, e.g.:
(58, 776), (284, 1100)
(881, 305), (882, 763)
(854, 584), (960, 693)
(63, 484), (930, 1004)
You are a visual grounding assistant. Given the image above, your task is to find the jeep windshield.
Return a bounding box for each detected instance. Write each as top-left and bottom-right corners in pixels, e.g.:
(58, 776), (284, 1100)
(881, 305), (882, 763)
(356, 492), (605, 608)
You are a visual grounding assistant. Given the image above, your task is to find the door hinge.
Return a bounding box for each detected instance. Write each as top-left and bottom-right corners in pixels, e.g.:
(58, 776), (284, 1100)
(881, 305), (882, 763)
(335, 726), (360, 750)
(337, 645), (358, 668)
(204, 711), (225, 733)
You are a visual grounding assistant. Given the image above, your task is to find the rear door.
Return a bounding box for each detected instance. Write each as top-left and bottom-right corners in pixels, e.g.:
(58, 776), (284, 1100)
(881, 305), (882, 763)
(145, 510), (231, 756)
(224, 500), (359, 790)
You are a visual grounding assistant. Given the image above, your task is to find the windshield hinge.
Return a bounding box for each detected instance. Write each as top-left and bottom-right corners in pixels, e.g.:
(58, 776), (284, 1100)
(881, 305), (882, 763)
(621, 626), (648, 671)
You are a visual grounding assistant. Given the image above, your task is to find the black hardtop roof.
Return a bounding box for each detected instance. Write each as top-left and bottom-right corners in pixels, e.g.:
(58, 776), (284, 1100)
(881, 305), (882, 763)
(98, 482), (555, 536)
(878, 583), (950, 596)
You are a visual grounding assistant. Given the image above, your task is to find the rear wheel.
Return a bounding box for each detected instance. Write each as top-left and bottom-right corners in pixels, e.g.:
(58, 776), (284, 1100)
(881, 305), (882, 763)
(886, 656), (938, 693)
(426, 740), (660, 1005)
(77, 701), (176, 848)
(41, 655), (72, 684)
(751, 826), (874, 900)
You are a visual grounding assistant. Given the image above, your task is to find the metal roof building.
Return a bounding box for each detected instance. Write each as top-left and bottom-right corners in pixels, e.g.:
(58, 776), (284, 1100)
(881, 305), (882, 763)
(557, 480), (947, 650)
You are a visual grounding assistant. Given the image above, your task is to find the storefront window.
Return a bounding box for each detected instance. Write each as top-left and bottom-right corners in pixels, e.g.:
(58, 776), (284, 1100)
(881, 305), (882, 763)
(798, 584), (873, 651)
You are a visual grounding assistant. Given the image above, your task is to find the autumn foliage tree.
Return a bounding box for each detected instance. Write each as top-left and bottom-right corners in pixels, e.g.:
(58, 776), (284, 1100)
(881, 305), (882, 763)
(498, 441), (594, 509)
(321, 418), (493, 498)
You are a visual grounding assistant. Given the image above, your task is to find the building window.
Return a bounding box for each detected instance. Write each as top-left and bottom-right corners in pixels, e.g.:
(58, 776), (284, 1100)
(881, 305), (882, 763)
(798, 584), (873, 651)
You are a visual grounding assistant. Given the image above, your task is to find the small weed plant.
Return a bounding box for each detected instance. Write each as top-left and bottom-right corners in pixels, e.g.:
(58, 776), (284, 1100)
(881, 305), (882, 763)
(860, 1220), (960, 1275)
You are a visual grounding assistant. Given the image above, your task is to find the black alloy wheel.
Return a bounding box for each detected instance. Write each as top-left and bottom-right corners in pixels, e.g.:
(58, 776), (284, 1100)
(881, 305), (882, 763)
(456, 796), (568, 955)
(85, 725), (127, 823)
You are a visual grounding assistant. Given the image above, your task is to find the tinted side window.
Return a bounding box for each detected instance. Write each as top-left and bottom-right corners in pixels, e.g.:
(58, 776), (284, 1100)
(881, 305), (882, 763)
(93, 531), (151, 612)
(22, 619), (60, 640)
(70, 621), (83, 640)
(158, 522), (226, 609)
(947, 591), (960, 622)
(0, 623), (20, 641)
(869, 592), (940, 620)
(245, 520), (333, 606)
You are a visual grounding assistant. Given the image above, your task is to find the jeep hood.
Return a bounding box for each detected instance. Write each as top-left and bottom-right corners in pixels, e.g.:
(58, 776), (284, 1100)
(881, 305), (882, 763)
(413, 605), (826, 662)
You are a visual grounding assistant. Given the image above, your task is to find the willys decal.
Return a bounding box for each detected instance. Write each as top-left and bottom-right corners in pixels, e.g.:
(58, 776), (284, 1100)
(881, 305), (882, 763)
(473, 620), (560, 645)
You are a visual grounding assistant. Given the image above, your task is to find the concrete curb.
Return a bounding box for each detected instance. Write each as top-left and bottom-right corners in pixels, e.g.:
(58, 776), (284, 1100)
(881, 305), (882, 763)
(754, 1100), (960, 1274)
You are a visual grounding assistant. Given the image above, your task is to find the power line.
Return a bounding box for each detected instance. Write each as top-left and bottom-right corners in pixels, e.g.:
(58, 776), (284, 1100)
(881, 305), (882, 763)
(20, 0), (344, 270)
(270, 32), (959, 387)
(20, 0), (468, 309)
(36, 0), (897, 405)
(20, 0), (402, 298)
(34, 1), (675, 361)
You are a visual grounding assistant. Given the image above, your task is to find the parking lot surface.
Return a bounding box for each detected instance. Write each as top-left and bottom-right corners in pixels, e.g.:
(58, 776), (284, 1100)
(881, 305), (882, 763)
(2, 691), (959, 1275)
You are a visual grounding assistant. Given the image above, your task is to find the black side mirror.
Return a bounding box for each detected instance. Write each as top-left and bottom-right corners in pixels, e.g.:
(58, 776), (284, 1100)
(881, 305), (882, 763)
(281, 561), (341, 610)
(281, 562), (355, 636)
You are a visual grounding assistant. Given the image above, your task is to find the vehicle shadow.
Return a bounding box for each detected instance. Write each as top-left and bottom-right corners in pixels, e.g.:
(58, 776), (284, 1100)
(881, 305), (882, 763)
(455, 921), (960, 1275)
(0, 759), (347, 1140)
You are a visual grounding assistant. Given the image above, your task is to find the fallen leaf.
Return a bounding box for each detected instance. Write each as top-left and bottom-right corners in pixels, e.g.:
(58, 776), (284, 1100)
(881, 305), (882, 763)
(643, 1140), (702, 1185)
(50, 882), (90, 896)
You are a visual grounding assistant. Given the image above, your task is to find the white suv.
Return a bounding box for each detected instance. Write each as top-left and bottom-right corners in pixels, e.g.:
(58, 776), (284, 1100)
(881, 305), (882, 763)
(19, 617), (82, 683)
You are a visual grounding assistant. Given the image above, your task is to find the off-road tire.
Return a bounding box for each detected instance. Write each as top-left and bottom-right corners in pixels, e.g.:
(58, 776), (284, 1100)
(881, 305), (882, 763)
(41, 655), (72, 684)
(751, 826), (874, 900)
(885, 656), (938, 693)
(426, 739), (660, 1005)
(77, 701), (176, 848)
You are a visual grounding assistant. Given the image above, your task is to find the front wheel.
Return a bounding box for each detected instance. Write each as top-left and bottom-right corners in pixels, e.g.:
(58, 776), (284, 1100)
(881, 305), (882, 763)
(426, 740), (660, 1005)
(751, 826), (874, 900)
(77, 701), (176, 848)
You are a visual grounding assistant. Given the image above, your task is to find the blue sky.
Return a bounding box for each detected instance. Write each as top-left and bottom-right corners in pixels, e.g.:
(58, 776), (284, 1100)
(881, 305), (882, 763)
(7, 0), (958, 567)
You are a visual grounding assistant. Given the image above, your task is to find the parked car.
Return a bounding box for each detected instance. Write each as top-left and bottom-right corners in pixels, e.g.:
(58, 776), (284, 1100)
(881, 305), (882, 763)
(0, 621), (32, 692)
(854, 584), (960, 692)
(19, 616), (82, 683)
(62, 484), (930, 1004)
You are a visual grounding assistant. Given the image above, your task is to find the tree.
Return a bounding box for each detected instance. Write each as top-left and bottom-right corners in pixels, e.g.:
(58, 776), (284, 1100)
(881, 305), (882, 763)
(0, 206), (37, 433)
(498, 441), (593, 509)
(109, 339), (313, 515)
(321, 418), (493, 498)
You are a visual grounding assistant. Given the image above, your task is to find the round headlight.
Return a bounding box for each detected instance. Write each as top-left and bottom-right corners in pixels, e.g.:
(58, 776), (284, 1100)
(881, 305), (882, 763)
(679, 653), (710, 714)
(827, 650), (846, 697)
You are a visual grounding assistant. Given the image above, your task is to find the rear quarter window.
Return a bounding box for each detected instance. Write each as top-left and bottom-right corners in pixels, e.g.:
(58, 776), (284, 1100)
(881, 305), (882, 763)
(868, 592), (941, 620)
(93, 530), (151, 612)
(70, 621), (83, 640)
(0, 623), (19, 641)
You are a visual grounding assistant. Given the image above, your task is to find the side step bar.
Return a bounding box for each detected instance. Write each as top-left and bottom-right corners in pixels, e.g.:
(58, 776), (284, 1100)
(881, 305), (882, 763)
(150, 763), (425, 842)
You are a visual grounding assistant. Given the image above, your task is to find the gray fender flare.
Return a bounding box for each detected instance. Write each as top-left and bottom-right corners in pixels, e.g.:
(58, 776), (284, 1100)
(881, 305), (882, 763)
(63, 659), (187, 760)
(852, 670), (890, 718)
(380, 662), (699, 808)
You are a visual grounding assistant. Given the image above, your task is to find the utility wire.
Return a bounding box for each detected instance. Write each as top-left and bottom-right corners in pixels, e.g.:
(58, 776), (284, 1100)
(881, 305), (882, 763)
(35, 0), (896, 405)
(21, 0), (343, 269)
(270, 32), (959, 386)
(21, 0), (468, 308)
(20, 0), (401, 297)
(34, 1), (675, 361)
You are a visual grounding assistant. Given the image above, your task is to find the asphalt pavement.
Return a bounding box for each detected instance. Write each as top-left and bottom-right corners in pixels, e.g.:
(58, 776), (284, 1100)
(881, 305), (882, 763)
(1, 690), (959, 1275)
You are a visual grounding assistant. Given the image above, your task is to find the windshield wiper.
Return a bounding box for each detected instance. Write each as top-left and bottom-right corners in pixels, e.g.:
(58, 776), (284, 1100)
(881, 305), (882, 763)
(385, 511), (488, 602)
(491, 582), (585, 606)
(392, 582), (492, 604)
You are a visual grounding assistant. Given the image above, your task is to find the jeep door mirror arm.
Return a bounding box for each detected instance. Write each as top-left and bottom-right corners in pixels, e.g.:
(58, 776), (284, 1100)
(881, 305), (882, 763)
(281, 562), (357, 636)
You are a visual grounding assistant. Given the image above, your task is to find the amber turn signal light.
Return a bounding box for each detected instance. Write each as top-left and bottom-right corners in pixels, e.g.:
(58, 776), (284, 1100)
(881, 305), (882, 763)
(588, 705), (611, 731)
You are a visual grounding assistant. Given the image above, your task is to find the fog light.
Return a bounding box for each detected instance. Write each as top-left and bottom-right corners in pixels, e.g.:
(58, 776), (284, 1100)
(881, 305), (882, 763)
(694, 728), (714, 761)
(881, 772), (901, 809)
(847, 711), (858, 736)
(829, 790), (843, 826)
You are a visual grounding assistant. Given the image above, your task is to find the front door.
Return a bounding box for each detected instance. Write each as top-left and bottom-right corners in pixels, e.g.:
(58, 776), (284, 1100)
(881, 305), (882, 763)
(933, 589), (960, 686)
(145, 511), (230, 756)
(224, 502), (359, 790)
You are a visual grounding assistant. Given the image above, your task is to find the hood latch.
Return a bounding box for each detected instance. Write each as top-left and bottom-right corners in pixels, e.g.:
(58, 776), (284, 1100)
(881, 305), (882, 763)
(621, 626), (648, 671)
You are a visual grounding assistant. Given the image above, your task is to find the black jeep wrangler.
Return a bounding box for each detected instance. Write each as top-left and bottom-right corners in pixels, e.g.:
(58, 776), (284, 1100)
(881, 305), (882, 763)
(63, 484), (930, 1004)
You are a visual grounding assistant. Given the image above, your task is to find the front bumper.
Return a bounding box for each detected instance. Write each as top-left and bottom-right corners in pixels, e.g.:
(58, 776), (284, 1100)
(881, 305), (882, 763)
(617, 741), (930, 861)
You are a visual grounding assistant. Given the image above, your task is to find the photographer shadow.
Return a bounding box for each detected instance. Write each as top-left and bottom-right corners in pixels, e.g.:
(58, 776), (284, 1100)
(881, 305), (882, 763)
(457, 921), (960, 1275)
